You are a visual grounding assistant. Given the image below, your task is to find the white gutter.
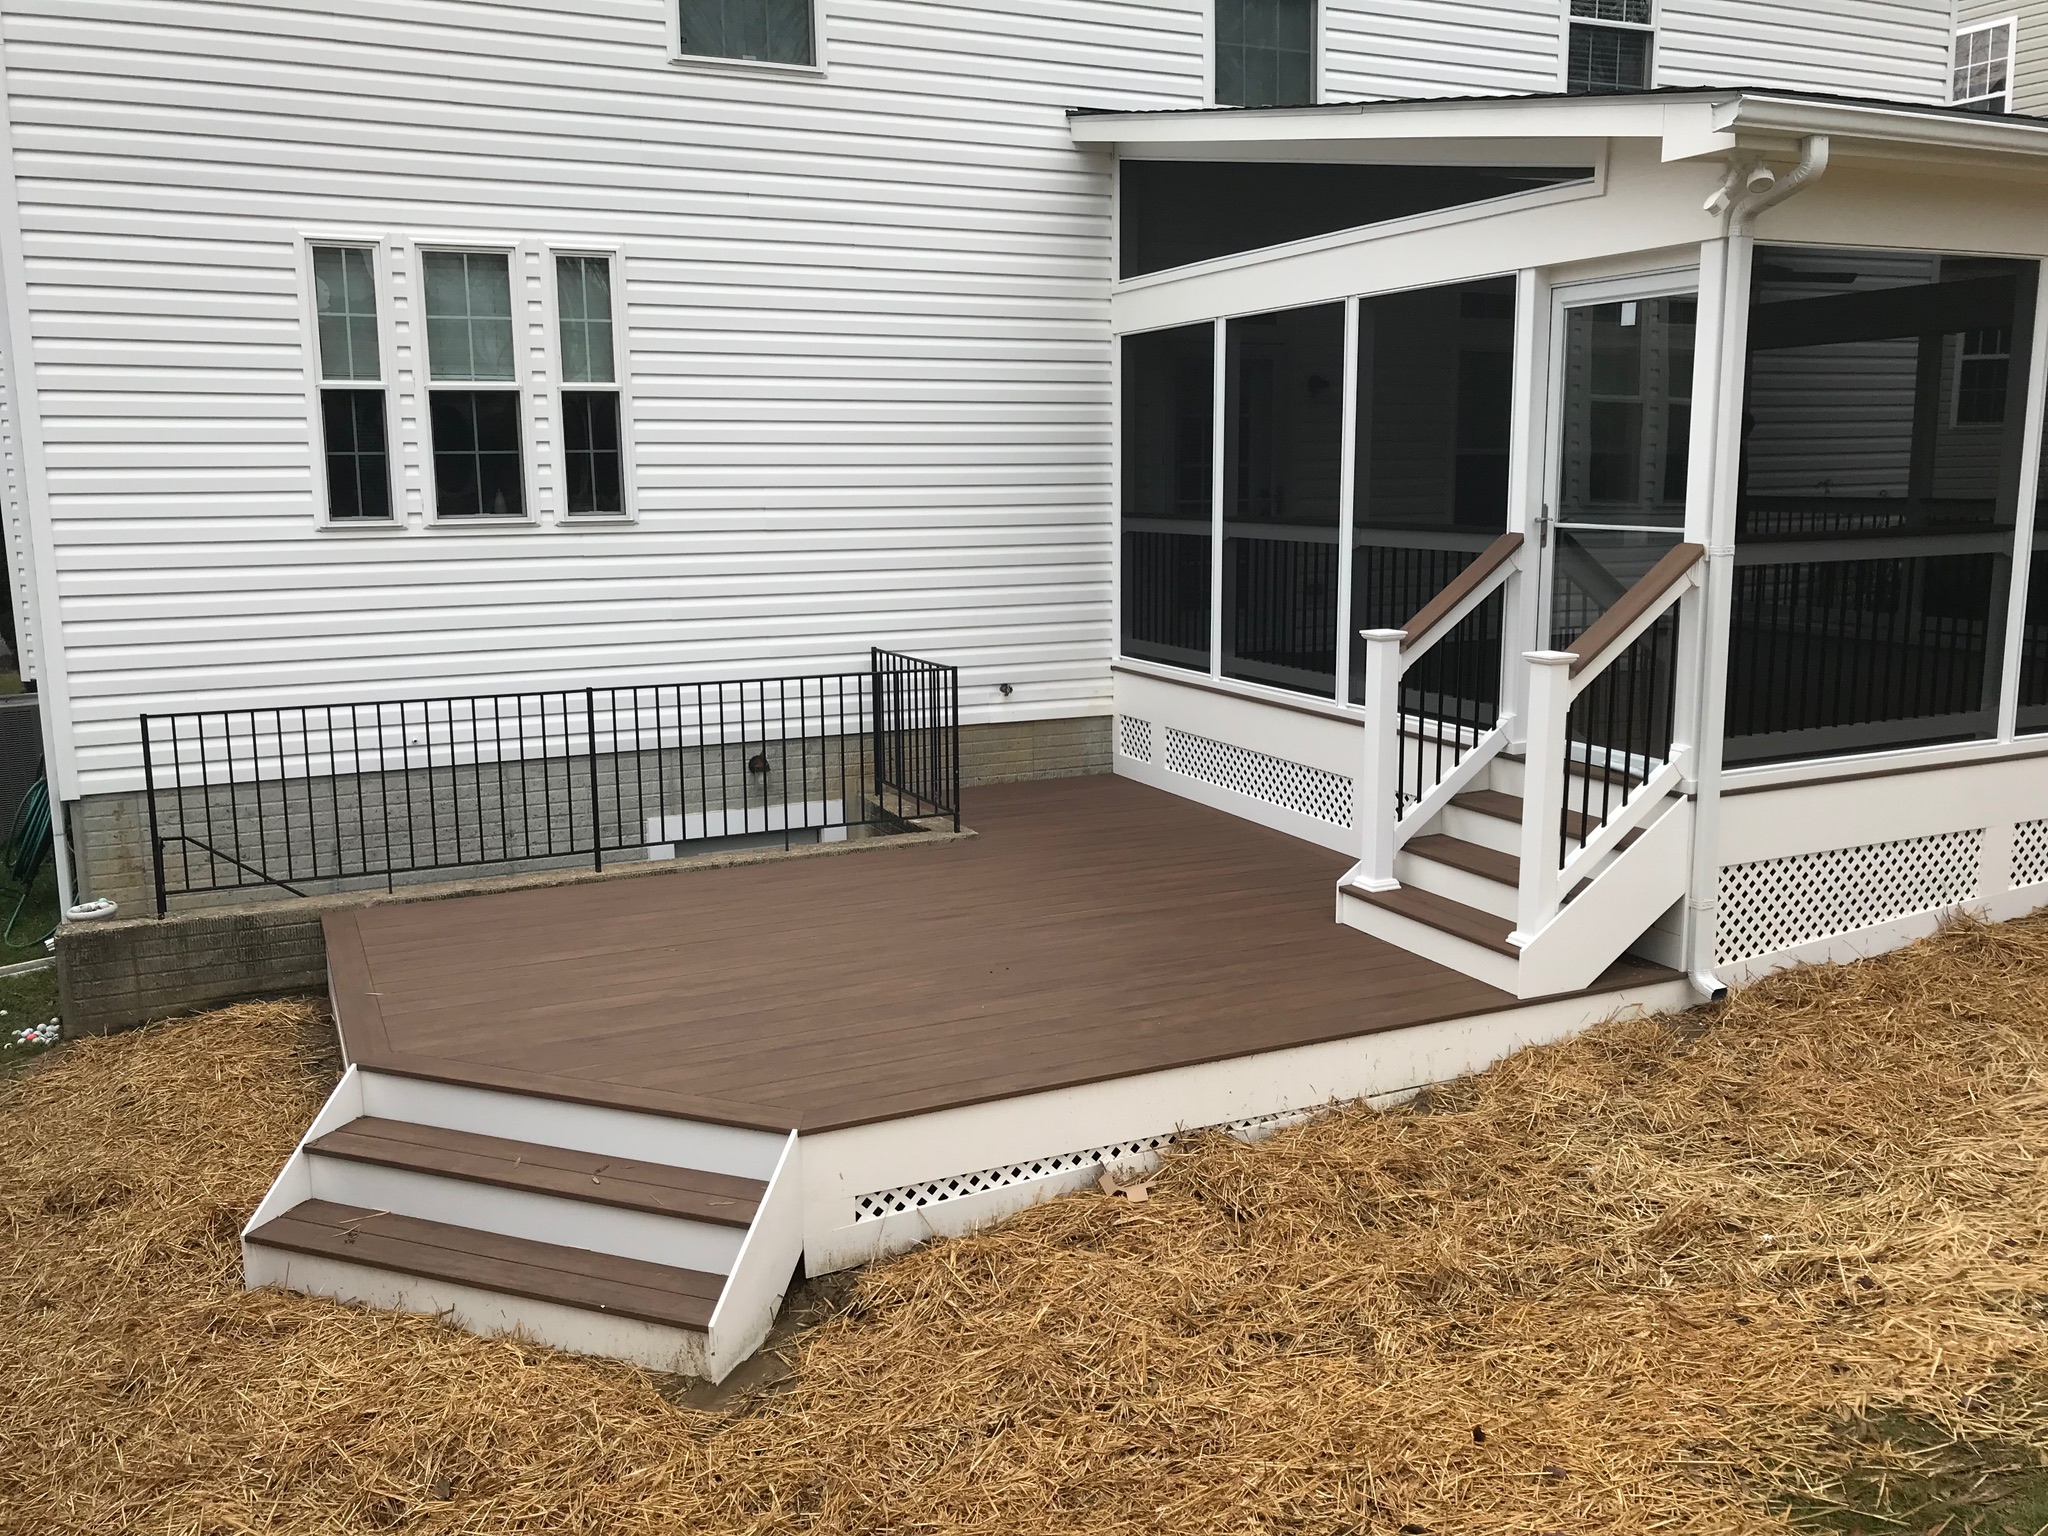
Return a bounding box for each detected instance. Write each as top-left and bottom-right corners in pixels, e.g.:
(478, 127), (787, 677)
(1683, 134), (1829, 1004)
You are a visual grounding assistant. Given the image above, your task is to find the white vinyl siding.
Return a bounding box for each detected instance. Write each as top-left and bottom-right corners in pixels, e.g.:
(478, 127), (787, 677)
(1324, 0), (1567, 100)
(0, 0), (1206, 796)
(0, 349), (34, 682)
(1656, 0), (1954, 101)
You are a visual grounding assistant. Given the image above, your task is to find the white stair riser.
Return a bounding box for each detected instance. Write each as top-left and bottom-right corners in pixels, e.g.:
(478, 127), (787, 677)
(1336, 891), (1521, 991)
(1488, 756), (1525, 797)
(306, 1155), (748, 1274)
(1395, 854), (1518, 920)
(1437, 804), (1522, 854)
(359, 1072), (785, 1181)
(245, 1243), (710, 1375)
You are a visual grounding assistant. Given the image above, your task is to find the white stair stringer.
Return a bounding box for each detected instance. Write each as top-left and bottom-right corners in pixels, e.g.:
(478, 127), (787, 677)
(1510, 795), (1693, 998)
(242, 1067), (805, 1383)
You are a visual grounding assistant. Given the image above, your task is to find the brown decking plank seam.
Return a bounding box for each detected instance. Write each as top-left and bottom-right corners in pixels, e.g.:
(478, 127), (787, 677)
(307, 1119), (766, 1226)
(246, 1200), (722, 1329)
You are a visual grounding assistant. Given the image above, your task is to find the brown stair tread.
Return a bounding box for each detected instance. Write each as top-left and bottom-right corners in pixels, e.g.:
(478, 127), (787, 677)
(1345, 882), (1519, 957)
(307, 1118), (766, 1227)
(246, 1199), (722, 1331)
(1404, 833), (1518, 887)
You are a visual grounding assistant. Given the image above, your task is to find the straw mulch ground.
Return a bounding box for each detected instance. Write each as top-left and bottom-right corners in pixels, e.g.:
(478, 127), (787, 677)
(6, 918), (2048, 1535)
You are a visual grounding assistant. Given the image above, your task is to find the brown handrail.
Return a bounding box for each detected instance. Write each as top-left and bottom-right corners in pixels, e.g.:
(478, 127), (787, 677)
(1396, 531), (1524, 653)
(1564, 542), (1704, 678)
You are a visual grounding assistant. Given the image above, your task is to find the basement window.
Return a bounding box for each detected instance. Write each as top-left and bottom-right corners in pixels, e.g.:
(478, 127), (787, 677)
(1953, 20), (2014, 113)
(1567, 0), (1653, 94)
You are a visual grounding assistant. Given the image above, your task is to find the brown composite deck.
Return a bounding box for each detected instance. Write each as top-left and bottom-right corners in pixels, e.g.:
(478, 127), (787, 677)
(328, 773), (1673, 1133)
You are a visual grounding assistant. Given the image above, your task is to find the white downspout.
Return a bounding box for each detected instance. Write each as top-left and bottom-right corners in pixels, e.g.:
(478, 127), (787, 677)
(1684, 135), (1830, 1004)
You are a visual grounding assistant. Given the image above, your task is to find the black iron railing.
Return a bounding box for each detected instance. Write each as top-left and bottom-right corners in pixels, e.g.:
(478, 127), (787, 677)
(1397, 587), (1506, 816)
(1560, 608), (1679, 866)
(141, 649), (960, 915)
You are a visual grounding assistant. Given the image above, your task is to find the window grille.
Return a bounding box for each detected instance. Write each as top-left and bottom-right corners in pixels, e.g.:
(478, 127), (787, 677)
(1214, 0), (1315, 109)
(424, 250), (525, 519)
(1953, 21), (2013, 113)
(556, 255), (625, 517)
(310, 245), (392, 521)
(1567, 0), (1653, 94)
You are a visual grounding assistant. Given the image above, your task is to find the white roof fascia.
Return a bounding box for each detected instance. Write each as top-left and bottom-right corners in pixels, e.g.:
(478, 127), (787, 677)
(1071, 92), (2048, 175)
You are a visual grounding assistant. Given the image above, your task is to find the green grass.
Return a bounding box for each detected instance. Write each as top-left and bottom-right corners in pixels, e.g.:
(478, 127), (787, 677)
(0, 962), (60, 1073)
(1783, 1413), (2048, 1535)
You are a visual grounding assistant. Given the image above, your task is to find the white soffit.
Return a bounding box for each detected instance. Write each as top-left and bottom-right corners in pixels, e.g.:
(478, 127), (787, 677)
(1069, 92), (2048, 176)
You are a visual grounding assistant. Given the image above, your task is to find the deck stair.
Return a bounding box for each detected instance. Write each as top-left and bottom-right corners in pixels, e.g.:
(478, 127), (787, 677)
(1340, 538), (1705, 998)
(243, 1066), (802, 1380)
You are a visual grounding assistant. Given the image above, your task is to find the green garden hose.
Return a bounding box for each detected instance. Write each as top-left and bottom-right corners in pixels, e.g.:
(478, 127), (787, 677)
(3, 768), (53, 946)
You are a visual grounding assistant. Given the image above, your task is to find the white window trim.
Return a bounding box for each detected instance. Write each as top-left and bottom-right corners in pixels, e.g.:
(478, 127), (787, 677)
(300, 233), (404, 531)
(666, 0), (826, 76)
(1558, 0), (1656, 93)
(1953, 16), (2017, 111)
(406, 239), (540, 528)
(541, 244), (637, 524)
(1205, 0), (1323, 109)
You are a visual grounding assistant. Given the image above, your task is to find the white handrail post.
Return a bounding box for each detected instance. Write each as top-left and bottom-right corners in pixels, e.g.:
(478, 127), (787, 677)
(1356, 628), (1406, 891)
(1512, 650), (1576, 945)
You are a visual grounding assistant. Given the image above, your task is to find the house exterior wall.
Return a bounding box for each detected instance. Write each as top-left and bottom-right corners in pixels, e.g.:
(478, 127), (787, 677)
(1957, 0), (2048, 115)
(1657, 0), (1953, 101)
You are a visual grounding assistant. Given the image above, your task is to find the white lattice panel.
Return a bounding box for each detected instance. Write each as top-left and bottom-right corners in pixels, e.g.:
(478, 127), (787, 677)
(1161, 727), (1353, 828)
(2013, 819), (2048, 889)
(851, 1108), (1309, 1222)
(1118, 715), (1153, 763)
(1716, 829), (1983, 965)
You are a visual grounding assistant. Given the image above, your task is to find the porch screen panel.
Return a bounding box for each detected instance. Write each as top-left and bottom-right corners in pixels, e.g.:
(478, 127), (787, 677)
(1349, 277), (1516, 712)
(1726, 247), (2036, 765)
(1224, 302), (1344, 697)
(1120, 323), (1214, 672)
(2016, 431), (2048, 733)
(1118, 162), (1592, 280)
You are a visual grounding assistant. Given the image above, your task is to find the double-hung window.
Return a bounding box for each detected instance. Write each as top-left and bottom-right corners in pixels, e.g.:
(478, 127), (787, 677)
(556, 255), (625, 517)
(311, 245), (391, 521)
(1214, 0), (1314, 108)
(424, 250), (525, 519)
(1953, 20), (2014, 113)
(1566, 0), (1653, 94)
(676, 0), (814, 66)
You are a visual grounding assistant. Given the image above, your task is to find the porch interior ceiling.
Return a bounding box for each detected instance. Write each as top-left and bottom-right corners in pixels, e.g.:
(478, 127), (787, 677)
(1071, 89), (2048, 178)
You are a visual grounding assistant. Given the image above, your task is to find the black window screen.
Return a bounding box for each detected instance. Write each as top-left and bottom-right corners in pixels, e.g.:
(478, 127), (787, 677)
(1215, 0), (1313, 109)
(1727, 247), (2036, 764)
(677, 0), (813, 65)
(1121, 324), (1215, 672)
(1118, 161), (1592, 279)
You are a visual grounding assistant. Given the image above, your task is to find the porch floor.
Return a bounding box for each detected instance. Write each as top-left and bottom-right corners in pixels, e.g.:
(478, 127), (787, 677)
(326, 774), (1674, 1133)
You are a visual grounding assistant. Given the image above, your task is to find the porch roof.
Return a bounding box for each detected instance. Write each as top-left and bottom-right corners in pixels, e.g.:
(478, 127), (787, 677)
(1069, 88), (2048, 176)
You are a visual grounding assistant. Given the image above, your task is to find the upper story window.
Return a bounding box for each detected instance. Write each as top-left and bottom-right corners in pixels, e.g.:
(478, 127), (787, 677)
(677, 0), (814, 66)
(1953, 20), (2013, 113)
(556, 255), (625, 517)
(311, 244), (392, 521)
(1215, 0), (1314, 108)
(1566, 0), (1653, 94)
(424, 250), (525, 519)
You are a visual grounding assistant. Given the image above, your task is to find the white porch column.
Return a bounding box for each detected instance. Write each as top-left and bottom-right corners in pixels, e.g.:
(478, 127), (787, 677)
(1355, 628), (1406, 890)
(1512, 650), (1576, 944)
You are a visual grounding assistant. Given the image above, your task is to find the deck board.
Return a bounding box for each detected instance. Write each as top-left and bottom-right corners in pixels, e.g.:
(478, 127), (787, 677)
(332, 774), (1673, 1132)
